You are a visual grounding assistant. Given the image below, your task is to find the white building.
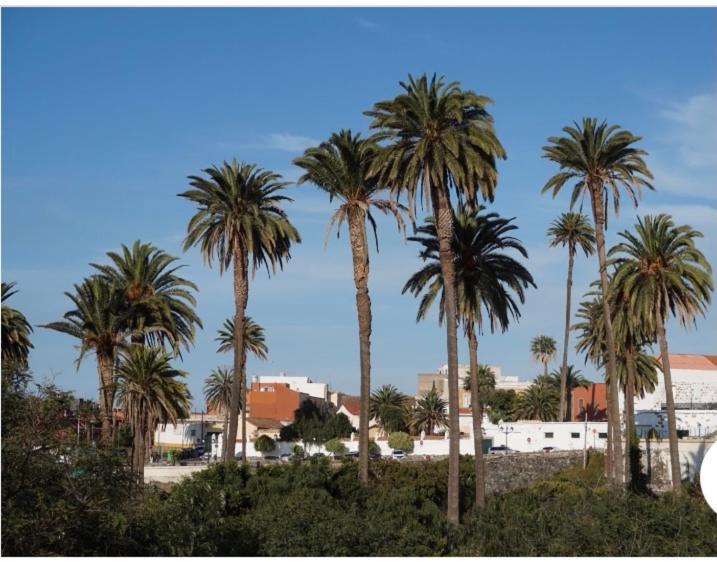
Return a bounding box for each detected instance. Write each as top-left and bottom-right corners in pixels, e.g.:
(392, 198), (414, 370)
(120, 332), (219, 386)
(422, 364), (530, 407)
(255, 373), (329, 402)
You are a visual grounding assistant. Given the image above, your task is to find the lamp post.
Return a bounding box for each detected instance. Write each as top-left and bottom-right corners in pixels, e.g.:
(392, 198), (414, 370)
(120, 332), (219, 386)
(498, 424), (515, 450)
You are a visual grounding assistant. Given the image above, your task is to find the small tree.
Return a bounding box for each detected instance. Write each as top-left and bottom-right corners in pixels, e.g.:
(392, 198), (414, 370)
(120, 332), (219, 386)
(388, 431), (413, 452)
(254, 435), (276, 454)
(324, 438), (347, 457)
(292, 444), (304, 457)
(368, 440), (381, 455)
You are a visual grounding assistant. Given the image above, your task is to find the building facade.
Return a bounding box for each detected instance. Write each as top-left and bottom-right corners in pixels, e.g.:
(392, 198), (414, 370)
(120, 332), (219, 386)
(634, 354), (717, 411)
(255, 373), (329, 402)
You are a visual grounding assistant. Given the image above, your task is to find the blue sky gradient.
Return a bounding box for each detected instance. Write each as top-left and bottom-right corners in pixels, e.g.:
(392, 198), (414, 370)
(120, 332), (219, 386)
(3, 8), (716, 407)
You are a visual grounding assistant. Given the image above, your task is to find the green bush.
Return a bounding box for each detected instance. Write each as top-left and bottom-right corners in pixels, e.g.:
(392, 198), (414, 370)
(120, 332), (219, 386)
(324, 438), (347, 456)
(292, 444), (304, 456)
(387, 431), (413, 452)
(254, 435), (276, 453)
(368, 440), (381, 455)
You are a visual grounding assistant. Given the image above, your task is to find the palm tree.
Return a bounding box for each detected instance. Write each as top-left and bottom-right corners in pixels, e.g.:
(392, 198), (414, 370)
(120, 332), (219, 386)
(410, 385), (448, 435)
(203, 366), (234, 459)
(179, 160), (300, 463)
(115, 346), (191, 479)
(514, 381), (559, 422)
(546, 366), (590, 420)
(41, 277), (131, 441)
(547, 212), (595, 421)
(542, 117), (654, 484)
(530, 335), (557, 378)
(91, 240), (201, 353)
(609, 214), (713, 491)
(1, 282), (34, 368)
(403, 206), (534, 508)
(369, 384), (409, 437)
(366, 74), (506, 525)
(293, 130), (406, 484)
(215, 315), (268, 458)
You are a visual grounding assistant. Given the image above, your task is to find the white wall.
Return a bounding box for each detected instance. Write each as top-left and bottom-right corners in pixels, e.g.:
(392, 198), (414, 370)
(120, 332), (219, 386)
(257, 375), (328, 401)
(634, 367), (717, 411)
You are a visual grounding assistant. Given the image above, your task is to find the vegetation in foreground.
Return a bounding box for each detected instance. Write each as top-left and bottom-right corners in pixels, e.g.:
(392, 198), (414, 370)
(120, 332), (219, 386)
(3, 368), (715, 557)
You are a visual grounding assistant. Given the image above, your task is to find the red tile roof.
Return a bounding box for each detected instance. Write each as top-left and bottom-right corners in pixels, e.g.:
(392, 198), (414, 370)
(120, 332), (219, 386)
(656, 354), (717, 371)
(246, 417), (285, 430)
(340, 396), (361, 416)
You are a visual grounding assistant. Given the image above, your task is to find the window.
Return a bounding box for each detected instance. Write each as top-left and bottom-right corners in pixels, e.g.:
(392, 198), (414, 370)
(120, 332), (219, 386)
(190, 429), (196, 437)
(571, 432), (580, 439)
(598, 432), (608, 439)
(544, 432), (554, 438)
(578, 398), (585, 411)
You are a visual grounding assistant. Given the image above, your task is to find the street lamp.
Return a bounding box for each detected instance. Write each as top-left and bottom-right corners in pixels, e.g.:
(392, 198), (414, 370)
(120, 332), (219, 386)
(498, 424), (515, 450)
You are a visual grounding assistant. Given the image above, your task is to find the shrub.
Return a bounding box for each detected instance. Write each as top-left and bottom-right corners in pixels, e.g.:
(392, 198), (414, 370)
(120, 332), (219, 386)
(388, 431), (413, 452)
(368, 440), (380, 455)
(254, 435), (276, 453)
(292, 444), (304, 456)
(324, 438), (347, 456)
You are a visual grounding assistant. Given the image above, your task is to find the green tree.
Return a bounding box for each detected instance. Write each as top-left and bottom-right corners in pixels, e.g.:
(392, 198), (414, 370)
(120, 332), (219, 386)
(387, 431), (413, 452)
(514, 381), (559, 422)
(530, 335), (557, 379)
(41, 277), (130, 441)
(294, 130), (406, 484)
(410, 386), (447, 436)
(324, 438), (347, 456)
(91, 240), (201, 352)
(482, 388), (518, 425)
(369, 384), (409, 437)
(403, 206), (533, 507)
(366, 73), (506, 525)
(609, 214), (713, 492)
(254, 435), (276, 454)
(542, 118), (654, 484)
(547, 212), (595, 420)
(545, 366), (590, 420)
(1, 282), (34, 368)
(180, 160), (300, 463)
(115, 346), (191, 479)
(203, 367), (234, 459)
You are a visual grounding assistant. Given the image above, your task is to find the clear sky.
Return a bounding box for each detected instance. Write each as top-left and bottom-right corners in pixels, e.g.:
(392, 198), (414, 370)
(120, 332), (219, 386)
(3, 8), (716, 408)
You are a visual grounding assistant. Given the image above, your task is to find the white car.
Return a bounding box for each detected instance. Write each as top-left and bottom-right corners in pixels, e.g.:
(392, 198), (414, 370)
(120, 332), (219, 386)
(488, 445), (517, 455)
(391, 449), (407, 460)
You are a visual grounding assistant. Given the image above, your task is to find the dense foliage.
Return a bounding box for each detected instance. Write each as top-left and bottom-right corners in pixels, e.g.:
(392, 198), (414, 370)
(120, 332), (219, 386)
(279, 400), (354, 444)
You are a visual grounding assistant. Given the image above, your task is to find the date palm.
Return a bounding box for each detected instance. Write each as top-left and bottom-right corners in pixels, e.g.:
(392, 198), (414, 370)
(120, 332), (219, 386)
(294, 130), (405, 483)
(514, 380), (559, 422)
(610, 214), (713, 491)
(179, 160), (300, 463)
(115, 346), (191, 479)
(369, 384), (409, 437)
(41, 277), (131, 441)
(403, 206), (533, 508)
(530, 335), (557, 379)
(1, 282), (34, 368)
(548, 212), (595, 420)
(367, 73), (506, 524)
(91, 240), (201, 353)
(203, 366), (234, 459)
(410, 385), (448, 436)
(542, 117), (654, 484)
(546, 366), (590, 420)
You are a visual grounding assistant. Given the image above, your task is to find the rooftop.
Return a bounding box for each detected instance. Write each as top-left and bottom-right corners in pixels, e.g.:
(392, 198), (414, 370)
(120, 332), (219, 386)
(657, 354), (717, 371)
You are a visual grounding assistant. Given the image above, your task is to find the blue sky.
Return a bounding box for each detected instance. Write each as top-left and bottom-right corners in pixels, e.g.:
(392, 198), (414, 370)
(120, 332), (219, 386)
(3, 8), (716, 408)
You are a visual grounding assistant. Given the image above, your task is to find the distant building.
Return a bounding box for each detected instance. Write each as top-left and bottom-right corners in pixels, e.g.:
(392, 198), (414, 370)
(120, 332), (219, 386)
(634, 354), (717, 411)
(336, 395), (360, 430)
(246, 382), (305, 422)
(572, 383), (607, 421)
(256, 373), (329, 402)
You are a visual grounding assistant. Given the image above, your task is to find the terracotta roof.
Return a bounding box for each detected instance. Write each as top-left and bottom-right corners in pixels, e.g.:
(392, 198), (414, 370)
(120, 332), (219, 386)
(656, 354), (717, 371)
(246, 417), (285, 430)
(340, 396), (361, 416)
(459, 407), (472, 415)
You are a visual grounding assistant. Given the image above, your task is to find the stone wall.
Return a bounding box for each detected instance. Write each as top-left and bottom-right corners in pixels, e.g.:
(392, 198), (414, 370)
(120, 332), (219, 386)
(484, 451), (584, 495)
(640, 438), (714, 493)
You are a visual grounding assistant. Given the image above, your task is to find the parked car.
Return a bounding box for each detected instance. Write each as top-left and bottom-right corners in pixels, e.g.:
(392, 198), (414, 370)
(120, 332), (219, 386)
(542, 446), (560, 453)
(368, 451), (382, 461)
(311, 452), (326, 459)
(345, 451), (359, 458)
(263, 455), (280, 461)
(488, 445), (517, 455)
(280, 453), (292, 463)
(391, 449), (407, 460)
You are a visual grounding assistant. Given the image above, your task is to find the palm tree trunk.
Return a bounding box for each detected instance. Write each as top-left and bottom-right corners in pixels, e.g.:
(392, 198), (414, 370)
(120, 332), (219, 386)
(656, 314), (681, 492)
(624, 346), (636, 486)
(241, 348), (248, 465)
(347, 211), (373, 485)
(97, 354), (114, 443)
(225, 247), (249, 464)
(222, 409), (229, 459)
(559, 247), (575, 421)
(467, 323), (485, 509)
(429, 174), (461, 526)
(589, 184), (624, 485)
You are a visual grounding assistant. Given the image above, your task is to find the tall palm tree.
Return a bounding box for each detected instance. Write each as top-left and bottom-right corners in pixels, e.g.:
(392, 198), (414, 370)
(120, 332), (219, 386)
(41, 277), (131, 441)
(410, 385), (448, 436)
(115, 346), (191, 479)
(530, 335), (557, 378)
(203, 366), (234, 459)
(92, 240), (201, 353)
(369, 384), (409, 437)
(403, 206), (534, 508)
(542, 117), (654, 484)
(546, 366), (590, 420)
(179, 160), (300, 463)
(366, 74), (506, 524)
(1, 282), (34, 368)
(293, 130), (405, 484)
(609, 214), (713, 491)
(547, 212), (595, 421)
(514, 381), (559, 422)
(215, 315), (268, 458)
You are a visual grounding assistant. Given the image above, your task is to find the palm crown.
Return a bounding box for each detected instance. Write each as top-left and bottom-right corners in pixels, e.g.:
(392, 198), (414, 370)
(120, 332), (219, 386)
(530, 335), (557, 375)
(547, 212), (595, 257)
(365, 73), (506, 212)
(1, 282), (34, 367)
(204, 366), (234, 415)
(215, 316), (268, 359)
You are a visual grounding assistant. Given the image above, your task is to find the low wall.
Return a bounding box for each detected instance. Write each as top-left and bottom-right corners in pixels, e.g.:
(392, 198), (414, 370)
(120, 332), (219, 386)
(484, 451), (583, 494)
(640, 438), (714, 493)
